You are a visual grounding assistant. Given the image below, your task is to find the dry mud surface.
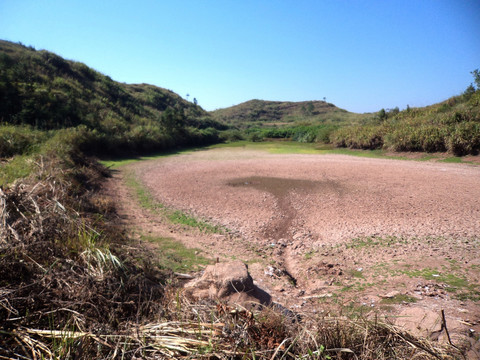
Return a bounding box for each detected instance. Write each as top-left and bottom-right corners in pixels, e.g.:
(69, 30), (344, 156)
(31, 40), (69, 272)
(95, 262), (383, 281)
(108, 148), (480, 346)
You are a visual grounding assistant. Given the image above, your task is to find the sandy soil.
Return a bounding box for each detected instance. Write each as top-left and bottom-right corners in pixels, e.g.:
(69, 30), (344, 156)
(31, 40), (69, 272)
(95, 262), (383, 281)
(106, 147), (480, 347)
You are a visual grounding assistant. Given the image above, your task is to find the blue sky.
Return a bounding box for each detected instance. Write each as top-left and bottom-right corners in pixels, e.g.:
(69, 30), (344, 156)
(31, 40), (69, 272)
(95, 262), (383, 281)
(1, 1), (479, 113)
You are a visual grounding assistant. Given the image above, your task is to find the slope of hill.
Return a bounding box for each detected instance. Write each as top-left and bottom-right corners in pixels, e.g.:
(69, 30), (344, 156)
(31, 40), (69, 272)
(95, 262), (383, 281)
(210, 98), (375, 143)
(0, 40), (225, 158)
(330, 90), (480, 155)
(210, 98), (358, 126)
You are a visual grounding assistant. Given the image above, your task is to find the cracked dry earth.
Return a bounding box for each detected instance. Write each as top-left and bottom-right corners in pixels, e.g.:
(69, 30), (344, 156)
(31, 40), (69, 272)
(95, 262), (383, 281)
(105, 147), (480, 349)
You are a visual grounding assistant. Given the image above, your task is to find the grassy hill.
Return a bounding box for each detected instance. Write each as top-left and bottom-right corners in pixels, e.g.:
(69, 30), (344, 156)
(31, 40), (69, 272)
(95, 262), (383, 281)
(210, 99), (372, 143)
(210, 99), (353, 125)
(0, 40), (225, 160)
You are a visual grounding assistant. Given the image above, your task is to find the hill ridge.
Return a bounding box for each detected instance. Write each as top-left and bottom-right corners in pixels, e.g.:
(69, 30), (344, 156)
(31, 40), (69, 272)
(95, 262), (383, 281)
(210, 98), (348, 125)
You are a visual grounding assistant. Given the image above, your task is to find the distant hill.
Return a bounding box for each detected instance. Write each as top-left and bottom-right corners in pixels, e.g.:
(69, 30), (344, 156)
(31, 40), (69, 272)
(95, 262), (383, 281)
(209, 89), (480, 156)
(210, 99), (352, 126)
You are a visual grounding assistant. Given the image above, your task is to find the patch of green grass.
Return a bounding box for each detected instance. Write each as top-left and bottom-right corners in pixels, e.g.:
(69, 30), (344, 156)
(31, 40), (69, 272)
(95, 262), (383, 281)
(454, 290), (480, 302)
(168, 210), (223, 233)
(349, 269), (365, 279)
(143, 235), (211, 272)
(355, 282), (376, 292)
(245, 258), (262, 265)
(325, 148), (403, 159)
(304, 250), (316, 260)
(100, 148), (196, 169)
(345, 236), (405, 249)
(403, 268), (469, 289)
(124, 171), (162, 212)
(208, 140), (319, 154)
(209, 140), (462, 162)
(266, 142), (322, 154)
(341, 301), (371, 318)
(213, 140), (480, 166)
(0, 155), (35, 186)
(380, 294), (417, 304)
(440, 157), (464, 163)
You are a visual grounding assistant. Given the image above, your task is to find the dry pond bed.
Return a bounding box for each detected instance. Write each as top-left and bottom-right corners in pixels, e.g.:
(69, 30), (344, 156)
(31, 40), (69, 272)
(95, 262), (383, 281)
(106, 146), (480, 349)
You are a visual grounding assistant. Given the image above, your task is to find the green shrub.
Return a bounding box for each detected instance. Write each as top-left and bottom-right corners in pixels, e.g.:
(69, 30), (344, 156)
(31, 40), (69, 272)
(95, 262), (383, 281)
(446, 122), (480, 155)
(0, 154), (35, 186)
(292, 128), (316, 143)
(249, 132), (264, 142)
(0, 125), (48, 157)
(419, 125), (447, 152)
(331, 125), (385, 150)
(330, 126), (350, 148)
(315, 124), (338, 143)
(384, 125), (423, 152)
(219, 129), (244, 142)
(384, 124), (447, 153)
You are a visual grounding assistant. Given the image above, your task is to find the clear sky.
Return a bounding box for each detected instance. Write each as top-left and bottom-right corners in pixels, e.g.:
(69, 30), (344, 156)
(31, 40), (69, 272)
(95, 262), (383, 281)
(1, 1), (479, 113)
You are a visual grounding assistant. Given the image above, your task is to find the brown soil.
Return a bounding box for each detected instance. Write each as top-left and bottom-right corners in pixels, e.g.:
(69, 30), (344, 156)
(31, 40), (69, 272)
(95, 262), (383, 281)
(105, 148), (480, 347)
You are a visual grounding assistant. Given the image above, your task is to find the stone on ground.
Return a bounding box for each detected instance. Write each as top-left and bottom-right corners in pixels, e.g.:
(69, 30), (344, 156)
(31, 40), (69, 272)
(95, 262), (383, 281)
(184, 260), (271, 308)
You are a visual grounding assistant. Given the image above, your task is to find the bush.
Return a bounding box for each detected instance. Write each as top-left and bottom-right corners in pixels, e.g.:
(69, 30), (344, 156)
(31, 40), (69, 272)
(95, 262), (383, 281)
(249, 132), (264, 142)
(419, 125), (447, 152)
(292, 128), (317, 143)
(446, 122), (480, 155)
(315, 124), (338, 143)
(331, 125), (385, 150)
(219, 129), (244, 142)
(0, 125), (48, 157)
(384, 126), (422, 152)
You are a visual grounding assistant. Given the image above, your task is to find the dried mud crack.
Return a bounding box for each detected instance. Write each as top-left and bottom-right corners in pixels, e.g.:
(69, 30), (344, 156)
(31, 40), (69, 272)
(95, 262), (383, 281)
(106, 147), (480, 350)
(227, 176), (330, 286)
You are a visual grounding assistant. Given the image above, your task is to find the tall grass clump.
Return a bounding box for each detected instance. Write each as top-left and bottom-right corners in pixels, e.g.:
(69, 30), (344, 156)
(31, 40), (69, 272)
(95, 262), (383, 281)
(0, 132), (168, 358)
(446, 121), (480, 155)
(384, 124), (448, 152)
(331, 124), (386, 149)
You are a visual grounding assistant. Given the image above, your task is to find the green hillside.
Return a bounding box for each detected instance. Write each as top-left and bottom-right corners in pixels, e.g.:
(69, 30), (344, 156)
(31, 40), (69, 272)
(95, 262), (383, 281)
(210, 98), (352, 125)
(210, 99), (372, 143)
(330, 89), (480, 155)
(0, 40), (225, 159)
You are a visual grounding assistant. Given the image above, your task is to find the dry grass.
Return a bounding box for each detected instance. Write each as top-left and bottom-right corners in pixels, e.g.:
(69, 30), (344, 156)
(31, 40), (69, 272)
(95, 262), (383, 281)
(1, 297), (463, 359)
